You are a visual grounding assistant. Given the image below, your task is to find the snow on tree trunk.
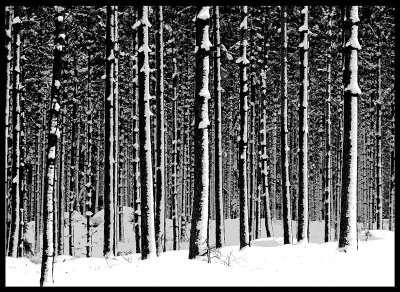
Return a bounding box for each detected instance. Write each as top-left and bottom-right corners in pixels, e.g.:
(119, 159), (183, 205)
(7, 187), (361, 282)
(113, 6), (121, 248)
(338, 6), (360, 253)
(261, 7), (272, 238)
(297, 6), (309, 243)
(85, 48), (93, 257)
(137, 6), (157, 259)
(324, 7), (333, 242)
(68, 99), (77, 257)
(57, 108), (66, 255)
(189, 6), (211, 259)
(172, 50), (179, 251)
(249, 23), (256, 244)
(131, 7), (141, 254)
(40, 6), (64, 286)
(280, 5), (292, 245)
(104, 5), (115, 258)
(155, 5), (166, 256)
(34, 126), (42, 255)
(213, 6), (224, 249)
(18, 59), (27, 257)
(375, 28), (382, 230)
(5, 6), (12, 209)
(389, 98), (395, 231)
(8, 5), (22, 258)
(237, 6), (250, 250)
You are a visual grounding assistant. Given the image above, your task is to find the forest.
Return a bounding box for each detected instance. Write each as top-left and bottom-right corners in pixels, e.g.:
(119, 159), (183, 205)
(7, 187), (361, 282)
(5, 5), (395, 286)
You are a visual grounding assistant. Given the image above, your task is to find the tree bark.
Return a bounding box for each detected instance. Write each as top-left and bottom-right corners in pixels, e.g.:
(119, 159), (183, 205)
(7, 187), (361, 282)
(375, 28), (383, 230)
(5, 6), (13, 209)
(297, 6), (309, 243)
(261, 7), (272, 237)
(280, 5), (292, 245)
(237, 6), (250, 250)
(338, 6), (360, 252)
(189, 6), (211, 259)
(8, 6), (22, 258)
(40, 6), (64, 286)
(103, 5), (115, 257)
(155, 5), (166, 256)
(213, 6), (224, 248)
(85, 49), (93, 257)
(172, 50), (179, 251)
(137, 6), (156, 259)
(324, 6), (332, 242)
(131, 7), (141, 254)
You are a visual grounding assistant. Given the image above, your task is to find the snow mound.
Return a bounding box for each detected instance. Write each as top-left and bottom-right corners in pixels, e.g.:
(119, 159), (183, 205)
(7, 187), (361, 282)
(359, 230), (394, 241)
(64, 210), (86, 224)
(91, 209), (104, 227)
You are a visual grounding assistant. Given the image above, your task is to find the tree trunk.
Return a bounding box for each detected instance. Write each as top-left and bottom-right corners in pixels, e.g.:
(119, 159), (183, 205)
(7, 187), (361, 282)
(261, 7), (272, 237)
(85, 49), (93, 257)
(389, 98), (395, 231)
(8, 5), (22, 258)
(172, 50), (179, 251)
(189, 6), (211, 259)
(40, 6), (64, 286)
(131, 7), (141, 254)
(155, 6), (166, 256)
(5, 6), (13, 209)
(103, 5), (115, 257)
(57, 108), (65, 255)
(213, 6), (224, 248)
(324, 6), (332, 242)
(280, 5), (292, 245)
(113, 6), (121, 248)
(297, 6), (309, 243)
(237, 6), (250, 250)
(338, 6), (360, 252)
(137, 6), (156, 259)
(375, 28), (382, 230)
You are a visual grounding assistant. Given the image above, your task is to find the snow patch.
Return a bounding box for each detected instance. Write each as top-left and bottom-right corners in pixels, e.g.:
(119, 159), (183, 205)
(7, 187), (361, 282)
(197, 7), (210, 20)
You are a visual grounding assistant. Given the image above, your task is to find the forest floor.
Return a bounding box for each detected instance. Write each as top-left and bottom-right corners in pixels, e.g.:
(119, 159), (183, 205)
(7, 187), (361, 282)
(6, 207), (394, 286)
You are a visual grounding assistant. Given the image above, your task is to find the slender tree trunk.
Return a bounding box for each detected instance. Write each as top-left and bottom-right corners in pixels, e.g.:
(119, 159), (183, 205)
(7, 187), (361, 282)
(261, 8), (272, 237)
(34, 126), (41, 254)
(249, 24), (255, 243)
(189, 6), (211, 259)
(237, 6), (250, 250)
(68, 100), (77, 257)
(338, 6), (360, 252)
(40, 7), (64, 286)
(5, 6), (13, 211)
(131, 7), (141, 254)
(137, 6), (156, 259)
(103, 5), (115, 257)
(8, 6), (22, 258)
(324, 6), (333, 242)
(280, 5), (292, 245)
(57, 108), (65, 255)
(375, 28), (382, 230)
(85, 49), (93, 257)
(18, 63), (27, 257)
(172, 50), (179, 251)
(155, 6), (166, 256)
(389, 99), (395, 231)
(94, 118), (100, 214)
(297, 6), (309, 243)
(213, 6), (224, 248)
(113, 6), (121, 248)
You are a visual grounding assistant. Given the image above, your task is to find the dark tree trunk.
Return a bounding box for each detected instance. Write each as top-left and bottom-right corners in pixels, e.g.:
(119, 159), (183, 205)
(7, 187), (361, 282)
(40, 6), (65, 286)
(189, 6), (211, 259)
(338, 6), (360, 252)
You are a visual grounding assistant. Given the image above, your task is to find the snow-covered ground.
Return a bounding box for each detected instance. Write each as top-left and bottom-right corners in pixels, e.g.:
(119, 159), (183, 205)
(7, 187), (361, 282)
(6, 207), (395, 286)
